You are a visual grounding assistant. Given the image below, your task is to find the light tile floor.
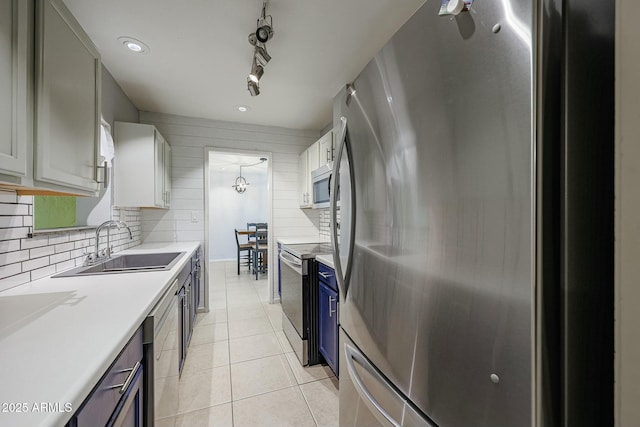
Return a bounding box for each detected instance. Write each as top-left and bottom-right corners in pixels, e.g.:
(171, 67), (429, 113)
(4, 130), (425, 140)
(157, 261), (339, 427)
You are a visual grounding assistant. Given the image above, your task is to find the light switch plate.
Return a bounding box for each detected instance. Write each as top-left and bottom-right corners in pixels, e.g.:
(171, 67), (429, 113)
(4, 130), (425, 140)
(191, 211), (198, 223)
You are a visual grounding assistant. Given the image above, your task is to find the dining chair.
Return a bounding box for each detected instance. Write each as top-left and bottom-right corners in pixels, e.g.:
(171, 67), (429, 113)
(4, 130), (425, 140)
(235, 229), (253, 275)
(252, 228), (268, 280)
(247, 222), (257, 243)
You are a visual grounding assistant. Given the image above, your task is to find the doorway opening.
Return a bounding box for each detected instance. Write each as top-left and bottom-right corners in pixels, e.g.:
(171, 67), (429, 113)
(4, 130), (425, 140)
(204, 148), (273, 303)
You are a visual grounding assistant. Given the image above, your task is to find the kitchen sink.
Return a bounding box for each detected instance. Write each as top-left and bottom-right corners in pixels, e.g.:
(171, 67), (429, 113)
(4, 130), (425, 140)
(53, 252), (186, 278)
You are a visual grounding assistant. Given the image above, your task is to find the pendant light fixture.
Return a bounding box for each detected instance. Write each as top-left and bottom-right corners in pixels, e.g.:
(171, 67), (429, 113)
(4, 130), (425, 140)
(232, 157), (267, 194)
(247, 1), (274, 96)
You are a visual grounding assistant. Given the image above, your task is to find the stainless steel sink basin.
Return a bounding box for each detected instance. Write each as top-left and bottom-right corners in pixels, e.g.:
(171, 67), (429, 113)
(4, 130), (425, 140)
(53, 252), (186, 278)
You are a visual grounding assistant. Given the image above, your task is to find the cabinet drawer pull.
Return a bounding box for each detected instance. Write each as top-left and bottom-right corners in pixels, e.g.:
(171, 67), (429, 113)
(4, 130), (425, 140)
(109, 361), (141, 394)
(319, 272), (332, 279)
(329, 295), (337, 317)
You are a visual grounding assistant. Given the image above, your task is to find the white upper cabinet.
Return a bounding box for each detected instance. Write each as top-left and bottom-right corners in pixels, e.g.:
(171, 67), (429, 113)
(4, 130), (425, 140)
(34, 0), (101, 194)
(318, 130), (334, 165)
(0, 0), (28, 178)
(114, 122), (172, 209)
(307, 140), (321, 174)
(298, 150), (310, 208)
(0, 0), (103, 196)
(163, 139), (172, 208)
(299, 140), (320, 208)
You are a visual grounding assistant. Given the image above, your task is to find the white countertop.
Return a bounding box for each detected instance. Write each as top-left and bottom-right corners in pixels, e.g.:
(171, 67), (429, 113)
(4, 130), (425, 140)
(0, 241), (200, 427)
(276, 235), (330, 245)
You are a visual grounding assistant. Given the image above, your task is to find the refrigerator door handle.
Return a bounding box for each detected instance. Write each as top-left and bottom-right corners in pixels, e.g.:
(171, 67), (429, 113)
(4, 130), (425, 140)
(344, 343), (404, 427)
(331, 115), (356, 298)
(330, 116), (347, 267)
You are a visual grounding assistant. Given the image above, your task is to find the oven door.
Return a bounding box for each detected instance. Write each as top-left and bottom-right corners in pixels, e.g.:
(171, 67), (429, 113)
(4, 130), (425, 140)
(279, 250), (307, 338)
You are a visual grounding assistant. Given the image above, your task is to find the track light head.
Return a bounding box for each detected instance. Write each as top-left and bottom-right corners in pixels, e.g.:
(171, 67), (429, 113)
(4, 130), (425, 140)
(247, 78), (260, 96)
(248, 60), (264, 83)
(256, 24), (273, 43)
(254, 46), (271, 66)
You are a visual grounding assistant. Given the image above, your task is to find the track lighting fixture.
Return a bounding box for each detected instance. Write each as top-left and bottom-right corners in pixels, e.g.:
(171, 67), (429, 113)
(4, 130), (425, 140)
(246, 1), (274, 96)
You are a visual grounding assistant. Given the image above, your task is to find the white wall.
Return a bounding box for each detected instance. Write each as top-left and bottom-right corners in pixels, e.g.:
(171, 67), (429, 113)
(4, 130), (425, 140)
(209, 157), (268, 261)
(139, 112), (322, 299)
(616, 0), (640, 425)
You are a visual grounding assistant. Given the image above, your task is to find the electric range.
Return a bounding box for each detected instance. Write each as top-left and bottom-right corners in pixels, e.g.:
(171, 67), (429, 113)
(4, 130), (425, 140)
(279, 242), (333, 365)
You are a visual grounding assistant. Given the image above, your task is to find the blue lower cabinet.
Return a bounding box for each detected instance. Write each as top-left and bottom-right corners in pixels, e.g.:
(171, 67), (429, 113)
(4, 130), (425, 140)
(106, 365), (143, 426)
(69, 327), (144, 427)
(318, 281), (339, 376)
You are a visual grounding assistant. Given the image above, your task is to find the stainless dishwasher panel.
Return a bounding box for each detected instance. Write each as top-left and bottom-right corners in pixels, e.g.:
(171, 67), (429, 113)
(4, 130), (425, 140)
(145, 278), (180, 425)
(279, 251), (305, 337)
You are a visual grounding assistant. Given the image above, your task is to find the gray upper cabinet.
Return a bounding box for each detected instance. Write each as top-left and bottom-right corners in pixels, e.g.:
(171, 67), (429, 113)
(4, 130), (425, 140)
(34, 0), (101, 195)
(0, 0), (102, 196)
(0, 0), (29, 178)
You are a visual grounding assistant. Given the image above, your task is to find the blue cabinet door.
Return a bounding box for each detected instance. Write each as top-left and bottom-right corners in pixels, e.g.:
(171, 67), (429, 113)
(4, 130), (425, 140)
(318, 282), (339, 376)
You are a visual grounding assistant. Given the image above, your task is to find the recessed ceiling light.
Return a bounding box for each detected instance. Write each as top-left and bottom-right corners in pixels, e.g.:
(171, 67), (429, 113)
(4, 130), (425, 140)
(235, 105), (250, 112)
(118, 36), (150, 54)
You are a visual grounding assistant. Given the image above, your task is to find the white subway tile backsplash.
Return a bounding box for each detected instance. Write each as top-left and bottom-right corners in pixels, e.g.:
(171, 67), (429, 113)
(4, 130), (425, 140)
(0, 193), (142, 291)
(0, 228), (29, 241)
(21, 235), (49, 249)
(0, 272), (29, 292)
(55, 260), (76, 272)
(29, 245), (55, 259)
(50, 252), (71, 264)
(0, 250), (30, 265)
(30, 265), (56, 281)
(49, 234), (70, 245)
(0, 204), (28, 216)
(22, 257), (50, 272)
(70, 248), (86, 259)
(54, 242), (76, 254)
(0, 191), (17, 204)
(0, 263), (22, 279)
(17, 195), (33, 204)
(0, 240), (21, 254)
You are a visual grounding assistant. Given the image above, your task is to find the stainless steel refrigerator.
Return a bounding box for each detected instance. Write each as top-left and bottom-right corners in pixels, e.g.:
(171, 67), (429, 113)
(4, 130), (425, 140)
(330, 1), (614, 426)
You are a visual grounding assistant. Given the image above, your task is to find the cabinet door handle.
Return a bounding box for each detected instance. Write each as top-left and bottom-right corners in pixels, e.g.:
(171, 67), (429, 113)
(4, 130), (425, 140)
(319, 272), (332, 279)
(109, 361), (141, 394)
(327, 148), (331, 162)
(96, 161), (108, 187)
(329, 295), (337, 317)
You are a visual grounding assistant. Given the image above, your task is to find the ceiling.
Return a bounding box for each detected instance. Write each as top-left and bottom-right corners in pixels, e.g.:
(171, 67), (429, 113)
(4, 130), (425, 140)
(209, 153), (268, 172)
(63, 0), (425, 131)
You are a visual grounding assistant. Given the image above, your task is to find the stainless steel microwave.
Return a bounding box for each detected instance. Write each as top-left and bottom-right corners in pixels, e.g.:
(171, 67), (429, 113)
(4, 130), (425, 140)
(311, 163), (336, 209)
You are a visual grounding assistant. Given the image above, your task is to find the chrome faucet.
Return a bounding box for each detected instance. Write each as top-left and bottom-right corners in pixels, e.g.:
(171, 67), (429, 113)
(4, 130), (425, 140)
(86, 220), (133, 265)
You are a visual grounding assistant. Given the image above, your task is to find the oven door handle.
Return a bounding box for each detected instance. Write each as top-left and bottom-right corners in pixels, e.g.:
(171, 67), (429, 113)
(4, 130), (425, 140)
(279, 252), (303, 274)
